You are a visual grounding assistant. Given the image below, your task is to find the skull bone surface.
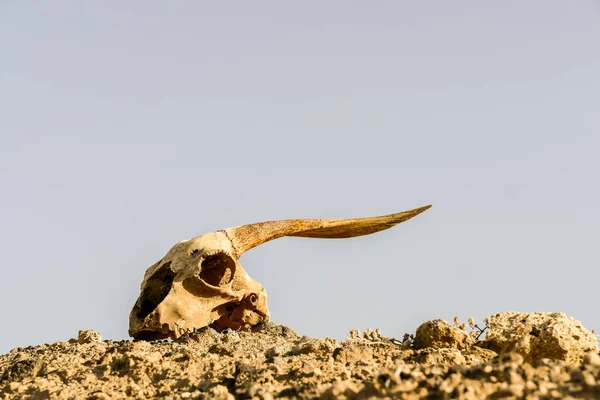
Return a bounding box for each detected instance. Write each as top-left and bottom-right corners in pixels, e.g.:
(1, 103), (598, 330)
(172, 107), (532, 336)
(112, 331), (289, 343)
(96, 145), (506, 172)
(129, 232), (269, 340)
(129, 205), (432, 340)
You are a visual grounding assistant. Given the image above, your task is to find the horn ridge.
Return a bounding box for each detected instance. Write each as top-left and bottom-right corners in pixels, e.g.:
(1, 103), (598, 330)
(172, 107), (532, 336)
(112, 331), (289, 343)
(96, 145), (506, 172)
(223, 205), (432, 258)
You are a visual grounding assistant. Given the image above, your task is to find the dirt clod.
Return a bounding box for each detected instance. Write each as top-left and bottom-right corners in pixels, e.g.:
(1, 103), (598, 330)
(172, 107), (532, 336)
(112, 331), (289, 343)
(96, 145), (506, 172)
(414, 319), (472, 350)
(77, 329), (102, 344)
(483, 312), (597, 363)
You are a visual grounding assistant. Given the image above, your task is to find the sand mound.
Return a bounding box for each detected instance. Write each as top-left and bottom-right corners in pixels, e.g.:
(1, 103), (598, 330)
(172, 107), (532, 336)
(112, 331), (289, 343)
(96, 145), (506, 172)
(1, 313), (598, 399)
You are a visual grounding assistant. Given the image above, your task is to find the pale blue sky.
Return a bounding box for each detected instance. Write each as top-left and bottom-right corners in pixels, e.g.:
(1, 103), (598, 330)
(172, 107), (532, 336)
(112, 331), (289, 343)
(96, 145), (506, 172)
(1, 1), (599, 354)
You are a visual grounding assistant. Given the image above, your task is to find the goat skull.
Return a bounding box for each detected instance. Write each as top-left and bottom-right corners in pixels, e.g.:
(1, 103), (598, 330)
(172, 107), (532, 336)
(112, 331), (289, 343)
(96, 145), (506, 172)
(129, 205), (432, 340)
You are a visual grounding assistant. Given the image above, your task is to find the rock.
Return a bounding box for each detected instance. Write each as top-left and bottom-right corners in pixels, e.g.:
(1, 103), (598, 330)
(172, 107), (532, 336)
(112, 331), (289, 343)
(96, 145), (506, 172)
(208, 344), (234, 357)
(414, 348), (467, 365)
(256, 322), (299, 339)
(209, 385), (235, 400)
(322, 380), (359, 400)
(463, 346), (498, 364)
(269, 356), (285, 366)
(583, 351), (600, 366)
(265, 346), (282, 358)
(77, 329), (102, 344)
(483, 312), (597, 363)
(413, 319), (472, 350)
(288, 337), (334, 356)
(333, 344), (373, 365)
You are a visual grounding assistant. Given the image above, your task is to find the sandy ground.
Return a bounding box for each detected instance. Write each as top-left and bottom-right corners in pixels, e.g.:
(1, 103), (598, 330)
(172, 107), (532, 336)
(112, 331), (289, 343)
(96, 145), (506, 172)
(1, 314), (599, 399)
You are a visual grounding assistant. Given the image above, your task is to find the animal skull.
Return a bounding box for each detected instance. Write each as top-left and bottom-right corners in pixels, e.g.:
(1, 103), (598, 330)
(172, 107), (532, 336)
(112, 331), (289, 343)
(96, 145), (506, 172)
(129, 205), (432, 340)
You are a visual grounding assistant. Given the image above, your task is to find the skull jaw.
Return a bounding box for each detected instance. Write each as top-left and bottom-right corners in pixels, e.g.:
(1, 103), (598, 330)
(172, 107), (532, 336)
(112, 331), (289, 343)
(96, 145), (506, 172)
(129, 306), (270, 340)
(130, 303), (270, 339)
(129, 288), (270, 340)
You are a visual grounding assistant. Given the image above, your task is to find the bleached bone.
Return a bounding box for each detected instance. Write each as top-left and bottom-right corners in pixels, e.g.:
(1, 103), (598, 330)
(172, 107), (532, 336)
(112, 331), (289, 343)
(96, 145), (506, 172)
(129, 205), (432, 340)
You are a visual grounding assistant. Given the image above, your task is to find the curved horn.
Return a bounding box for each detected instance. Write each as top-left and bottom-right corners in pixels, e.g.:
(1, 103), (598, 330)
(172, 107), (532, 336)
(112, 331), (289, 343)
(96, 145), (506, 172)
(222, 205), (432, 258)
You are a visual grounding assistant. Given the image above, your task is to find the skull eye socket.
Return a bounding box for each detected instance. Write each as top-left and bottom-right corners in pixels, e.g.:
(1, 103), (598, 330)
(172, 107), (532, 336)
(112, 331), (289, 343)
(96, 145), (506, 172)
(199, 253), (236, 287)
(136, 262), (174, 320)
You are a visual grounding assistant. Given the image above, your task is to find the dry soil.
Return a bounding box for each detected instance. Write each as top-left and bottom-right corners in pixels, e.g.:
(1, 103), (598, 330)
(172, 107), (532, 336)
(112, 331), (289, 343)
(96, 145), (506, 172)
(1, 316), (599, 399)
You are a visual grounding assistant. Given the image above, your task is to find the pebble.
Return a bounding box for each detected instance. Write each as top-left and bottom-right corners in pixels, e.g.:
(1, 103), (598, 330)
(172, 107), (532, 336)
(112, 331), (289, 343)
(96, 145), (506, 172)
(583, 351), (600, 366)
(78, 329), (102, 344)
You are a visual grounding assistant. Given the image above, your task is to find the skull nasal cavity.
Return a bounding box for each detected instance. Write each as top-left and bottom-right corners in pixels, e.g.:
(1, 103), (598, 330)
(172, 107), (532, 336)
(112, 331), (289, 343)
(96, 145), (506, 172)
(199, 254), (235, 286)
(136, 262), (175, 320)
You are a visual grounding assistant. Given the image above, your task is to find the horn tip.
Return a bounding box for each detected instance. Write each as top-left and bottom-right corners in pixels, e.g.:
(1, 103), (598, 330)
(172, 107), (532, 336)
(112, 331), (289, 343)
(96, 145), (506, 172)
(414, 204), (433, 213)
